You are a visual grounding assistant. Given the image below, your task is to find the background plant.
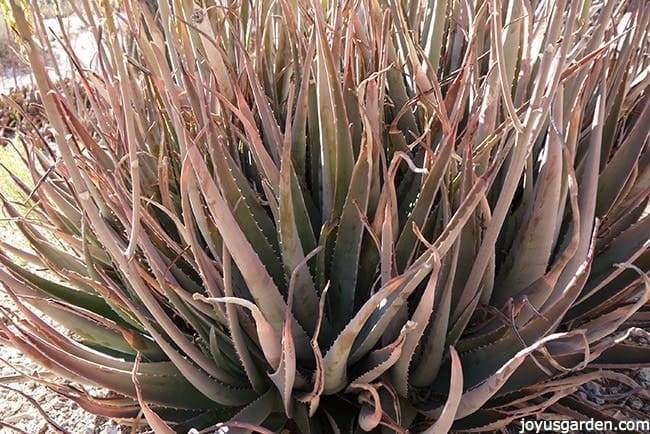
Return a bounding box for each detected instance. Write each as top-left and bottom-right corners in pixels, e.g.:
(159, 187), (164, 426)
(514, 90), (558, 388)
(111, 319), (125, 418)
(0, 0), (648, 432)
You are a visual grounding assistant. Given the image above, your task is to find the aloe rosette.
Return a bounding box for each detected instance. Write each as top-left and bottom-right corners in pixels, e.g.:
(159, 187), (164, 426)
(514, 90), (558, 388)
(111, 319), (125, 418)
(0, 0), (648, 432)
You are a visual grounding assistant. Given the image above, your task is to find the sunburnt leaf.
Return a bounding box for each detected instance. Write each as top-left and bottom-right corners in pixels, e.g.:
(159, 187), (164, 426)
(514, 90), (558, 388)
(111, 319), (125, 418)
(268, 309), (297, 417)
(419, 347), (463, 434)
(323, 257), (435, 394)
(0, 305), (246, 408)
(269, 247), (321, 417)
(217, 245), (267, 393)
(453, 230), (594, 390)
(0, 196), (88, 276)
(409, 249), (458, 388)
(418, 330), (586, 420)
(349, 321), (416, 388)
(131, 354), (176, 434)
(350, 383), (383, 432)
(194, 294), (282, 370)
(394, 142), (454, 271)
(391, 251), (441, 396)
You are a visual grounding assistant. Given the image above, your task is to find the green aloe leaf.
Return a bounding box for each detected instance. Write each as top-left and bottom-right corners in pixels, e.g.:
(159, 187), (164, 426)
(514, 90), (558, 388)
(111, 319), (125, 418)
(279, 130), (320, 334)
(313, 3), (354, 221)
(329, 146), (373, 329)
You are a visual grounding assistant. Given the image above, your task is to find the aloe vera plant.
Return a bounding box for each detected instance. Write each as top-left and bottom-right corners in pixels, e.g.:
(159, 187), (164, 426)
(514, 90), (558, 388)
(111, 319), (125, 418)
(0, 0), (648, 432)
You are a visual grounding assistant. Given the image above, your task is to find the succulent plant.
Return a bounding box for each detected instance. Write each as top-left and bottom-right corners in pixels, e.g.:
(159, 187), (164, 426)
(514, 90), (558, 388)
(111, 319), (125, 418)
(0, 0), (648, 432)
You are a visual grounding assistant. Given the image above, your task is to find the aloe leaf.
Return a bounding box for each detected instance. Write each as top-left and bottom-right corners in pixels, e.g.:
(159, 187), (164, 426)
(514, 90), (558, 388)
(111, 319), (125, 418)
(419, 330), (586, 420)
(0, 270), (157, 361)
(455, 234), (594, 390)
(421, 0), (447, 73)
(294, 282), (328, 417)
(269, 246), (321, 417)
(395, 141), (454, 271)
(349, 321), (415, 387)
(498, 172), (581, 324)
(0, 307), (249, 408)
(556, 74), (606, 293)
(25, 170), (85, 237)
(26, 297), (161, 360)
(0, 196), (88, 276)
(195, 294), (282, 370)
(589, 216), (649, 285)
(409, 249), (458, 388)
(268, 310), (297, 418)
(191, 13), (234, 103)
(219, 246), (267, 393)
(349, 383), (383, 432)
(391, 36), (450, 143)
(184, 138), (287, 333)
(180, 164), (226, 299)
(494, 94), (564, 303)
(488, 0), (523, 133)
(596, 98), (649, 217)
(329, 146), (372, 329)
(419, 347), (463, 434)
(215, 85), (281, 189)
(208, 327), (246, 379)
(228, 388), (280, 427)
(43, 383), (142, 419)
(596, 194), (649, 252)
(0, 258), (129, 329)
(383, 63), (418, 147)
(241, 49), (283, 164)
(96, 266), (256, 396)
(323, 257), (435, 394)
(579, 265), (649, 343)
(131, 355), (176, 434)
(450, 141), (482, 304)
(279, 132), (320, 334)
(391, 251), (441, 396)
(290, 35), (316, 179)
(313, 3), (354, 220)
(210, 143), (285, 289)
(135, 235), (234, 357)
(591, 341), (650, 368)
(343, 61), (362, 160)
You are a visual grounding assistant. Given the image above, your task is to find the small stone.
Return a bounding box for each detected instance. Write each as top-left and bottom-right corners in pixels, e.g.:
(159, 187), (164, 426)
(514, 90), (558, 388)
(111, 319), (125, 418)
(637, 367), (650, 383)
(609, 385), (624, 395)
(629, 397), (643, 410)
(584, 382), (602, 395)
